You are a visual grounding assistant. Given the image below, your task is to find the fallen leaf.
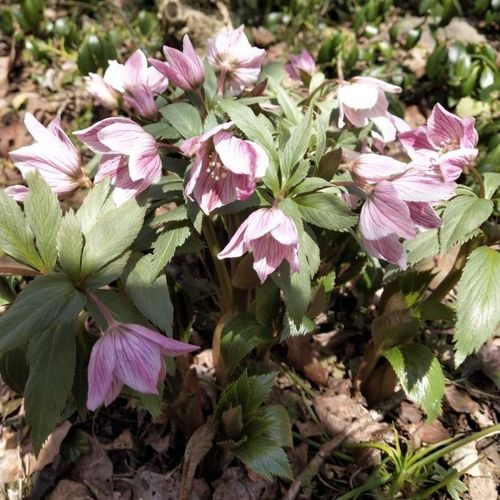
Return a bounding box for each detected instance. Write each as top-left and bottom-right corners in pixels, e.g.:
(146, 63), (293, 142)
(133, 470), (180, 500)
(295, 421), (323, 438)
(180, 421), (215, 500)
(287, 335), (328, 386)
(0, 429), (22, 485)
(447, 441), (482, 476)
(101, 429), (134, 451)
(212, 467), (275, 500)
(410, 420), (451, 445)
(466, 462), (498, 500)
(47, 479), (92, 500)
(398, 401), (423, 424)
(445, 386), (480, 414)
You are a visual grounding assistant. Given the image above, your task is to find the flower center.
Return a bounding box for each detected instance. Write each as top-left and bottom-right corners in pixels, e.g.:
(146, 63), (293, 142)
(439, 138), (459, 155)
(206, 152), (228, 181)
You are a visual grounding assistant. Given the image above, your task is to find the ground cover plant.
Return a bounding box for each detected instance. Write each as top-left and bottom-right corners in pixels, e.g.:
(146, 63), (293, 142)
(0, 1), (499, 498)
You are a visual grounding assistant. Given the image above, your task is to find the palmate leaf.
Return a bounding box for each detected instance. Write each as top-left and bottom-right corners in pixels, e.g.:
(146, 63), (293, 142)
(150, 223), (191, 279)
(57, 210), (84, 281)
(384, 344), (444, 421)
(454, 246), (500, 366)
(25, 320), (77, 455)
(160, 102), (203, 139)
(0, 273), (85, 353)
(405, 228), (439, 266)
(24, 172), (62, 272)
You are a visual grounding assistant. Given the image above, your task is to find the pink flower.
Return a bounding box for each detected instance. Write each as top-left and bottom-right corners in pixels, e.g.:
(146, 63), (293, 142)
(9, 113), (86, 196)
(285, 50), (316, 82)
(85, 72), (121, 109)
(337, 77), (403, 145)
(180, 123), (268, 214)
(218, 207), (299, 283)
(354, 154), (456, 268)
(399, 103), (478, 182)
(149, 35), (205, 92)
(86, 296), (198, 411)
(4, 185), (30, 202)
(121, 49), (168, 118)
(207, 25), (265, 93)
(74, 117), (162, 205)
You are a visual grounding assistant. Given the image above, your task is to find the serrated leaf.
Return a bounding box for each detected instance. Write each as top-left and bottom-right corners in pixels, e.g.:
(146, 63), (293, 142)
(269, 78), (301, 124)
(124, 254), (173, 333)
(439, 196), (493, 252)
(232, 435), (292, 480)
(293, 191), (357, 231)
(0, 274), (85, 353)
(256, 405), (293, 448)
(255, 279), (281, 328)
(384, 344), (444, 420)
(372, 309), (420, 350)
(160, 103), (203, 138)
(76, 178), (112, 233)
(405, 228), (439, 265)
(24, 172), (62, 271)
(57, 210), (84, 281)
(281, 109), (312, 180)
(0, 189), (43, 269)
(454, 246), (500, 366)
(25, 321), (76, 454)
(80, 198), (145, 275)
(143, 121), (181, 140)
(220, 313), (271, 373)
(85, 251), (131, 288)
(150, 224), (191, 279)
(483, 172), (500, 199)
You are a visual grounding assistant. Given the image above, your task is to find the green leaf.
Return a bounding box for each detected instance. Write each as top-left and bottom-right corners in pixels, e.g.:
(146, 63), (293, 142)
(405, 228), (439, 265)
(232, 435), (292, 480)
(84, 251), (131, 288)
(76, 178), (112, 234)
(0, 189), (43, 269)
(25, 320), (76, 454)
(0, 274), (85, 353)
(218, 100), (277, 163)
(293, 191), (357, 231)
(483, 172), (500, 199)
(57, 210), (84, 281)
(220, 313), (271, 373)
(255, 280), (281, 328)
(385, 344), (444, 421)
(256, 405), (293, 448)
(143, 121), (181, 141)
(160, 103), (203, 138)
(372, 309), (420, 350)
(24, 172), (62, 271)
(269, 78), (301, 124)
(124, 254), (173, 333)
(150, 224), (191, 279)
(80, 198), (145, 276)
(281, 109), (312, 180)
(0, 347), (29, 394)
(454, 246), (500, 366)
(439, 196), (493, 252)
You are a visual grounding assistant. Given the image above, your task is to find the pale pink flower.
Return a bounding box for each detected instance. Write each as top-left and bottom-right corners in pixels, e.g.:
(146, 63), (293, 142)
(218, 207), (299, 283)
(399, 103), (478, 182)
(74, 117), (162, 205)
(9, 113), (86, 196)
(86, 295), (198, 411)
(121, 49), (168, 118)
(337, 76), (403, 145)
(285, 50), (316, 82)
(207, 25), (265, 93)
(180, 123), (268, 214)
(354, 154), (455, 268)
(4, 185), (30, 202)
(149, 35), (205, 92)
(85, 72), (121, 109)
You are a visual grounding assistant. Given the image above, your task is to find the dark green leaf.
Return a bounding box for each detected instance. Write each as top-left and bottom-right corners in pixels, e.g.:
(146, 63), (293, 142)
(150, 224), (191, 279)
(405, 228), (439, 265)
(281, 109), (312, 179)
(84, 251), (131, 288)
(57, 210), (84, 281)
(385, 344), (444, 420)
(143, 121), (181, 141)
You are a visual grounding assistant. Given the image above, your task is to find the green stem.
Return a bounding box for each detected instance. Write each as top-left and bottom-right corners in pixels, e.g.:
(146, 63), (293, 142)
(202, 218), (233, 313)
(335, 474), (392, 500)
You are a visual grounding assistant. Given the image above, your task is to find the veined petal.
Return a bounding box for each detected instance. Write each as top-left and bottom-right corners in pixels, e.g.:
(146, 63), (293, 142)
(251, 235), (287, 283)
(87, 334), (117, 410)
(407, 202), (442, 229)
(123, 49), (148, 90)
(353, 76), (402, 94)
(353, 154), (409, 183)
(243, 208), (285, 241)
(427, 103), (466, 149)
(391, 169), (456, 202)
(362, 233), (407, 269)
(218, 218), (252, 259)
(97, 121), (150, 154)
(338, 82), (379, 110)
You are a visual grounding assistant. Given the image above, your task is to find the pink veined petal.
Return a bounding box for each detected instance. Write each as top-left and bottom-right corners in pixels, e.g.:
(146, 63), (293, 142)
(338, 83), (379, 110)
(123, 49), (148, 90)
(361, 233), (407, 269)
(74, 117), (137, 153)
(270, 212), (299, 245)
(4, 185), (29, 202)
(87, 334), (118, 411)
(251, 234), (288, 283)
(360, 181), (416, 240)
(180, 122), (233, 156)
(104, 377), (124, 407)
(461, 117), (478, 148)
(213, 132), (268, 176)
(147, 66), (168, 94)
(185, 154), (204, 198)
(47, 117), (79, 160)
(97, 121), (150, 155)
(113, 330), (162, 394)
(24, 112), (55, 143)
(391, 113), (411, 133)
(438, 148), (478, 182)
(85, 73), (119, 109)
(353, 154), (409, 183)
(371, 116), (398, 144)
(285, 244), (300, 274)
(123, 86), (157, 119)
(426, 103), (466, 150)
(218, 218), (252, 259)
(353, 76), (402, 94)
(243, 208), (286, 241)
(390, 170), (456, 203)
(95, 154), (125, 183)
(399, 126), (434, 157)
(124, 324), (199, 356)
(407, 202), (442, 229)
(104, 60), (126, 92)
(128, 148), (162, 183)
(181, 34), (205, 81)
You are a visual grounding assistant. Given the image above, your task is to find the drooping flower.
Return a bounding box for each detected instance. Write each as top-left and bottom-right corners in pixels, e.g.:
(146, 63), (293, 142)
(86, 295), (198, 411)
(285, 49), (316, 82)
(337, 76), (403, 145)
(207, 25), (265, 93)
(353, 153), (456, 268)
(218, 207), (299, 283)
(74, 117), (162, 205)
(149, 35), (205, 92)
(9, 113), (87, 196)
(399, 103), (478, 182)
(180, 123), (268, 214)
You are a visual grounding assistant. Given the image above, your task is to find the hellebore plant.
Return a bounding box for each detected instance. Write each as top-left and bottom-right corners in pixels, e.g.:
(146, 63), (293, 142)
(0, 26), (498, 483)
